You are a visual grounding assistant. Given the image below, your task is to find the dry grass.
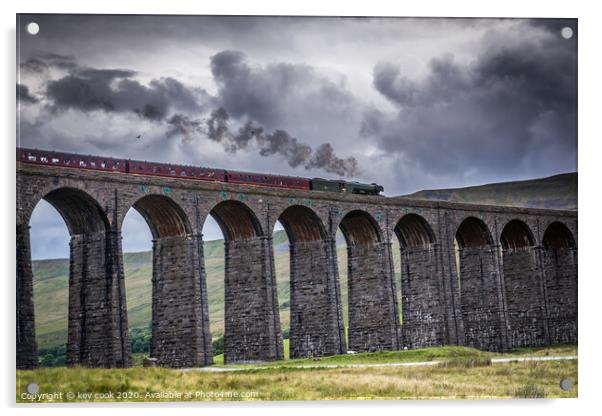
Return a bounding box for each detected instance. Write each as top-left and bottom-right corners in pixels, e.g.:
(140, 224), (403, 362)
(16, 356), (577, 402)
(437, 357), (492, 368)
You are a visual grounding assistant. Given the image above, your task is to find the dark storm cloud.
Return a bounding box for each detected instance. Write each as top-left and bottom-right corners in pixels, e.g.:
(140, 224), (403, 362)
(209, 50), (355, 129)
(46, 65), (203, 121)
(20, 53), (77, 73)
(205, 107), (358, 177)
(529, 18), (577, 35)
(20, 57), (48, 74)
(366, 26), (577, 177)
(17, 84), (38, 103)
(210, 49), (298, 125)
(21, 50), (359, 174)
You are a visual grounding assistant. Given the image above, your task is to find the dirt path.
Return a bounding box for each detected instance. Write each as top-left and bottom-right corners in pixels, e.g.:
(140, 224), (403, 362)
(184, 355), (578, 373)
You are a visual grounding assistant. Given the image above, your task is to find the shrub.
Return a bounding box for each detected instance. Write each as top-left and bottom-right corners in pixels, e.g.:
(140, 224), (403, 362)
(130, 326), (150, 353)
(38, 345), (66, 367)
(513, 384), (547, 398)
(212, 335), (224, 356)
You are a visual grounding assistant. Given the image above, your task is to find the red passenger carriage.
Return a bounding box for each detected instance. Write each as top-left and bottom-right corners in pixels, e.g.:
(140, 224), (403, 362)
(17, 148), (126, 173)
(225, 170), (310, 190)
(127, 159), (226, 182)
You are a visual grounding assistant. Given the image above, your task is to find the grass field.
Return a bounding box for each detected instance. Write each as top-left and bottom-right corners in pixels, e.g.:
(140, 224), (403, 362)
(16, 344), (577, 402)
(406, 172), (577, 210)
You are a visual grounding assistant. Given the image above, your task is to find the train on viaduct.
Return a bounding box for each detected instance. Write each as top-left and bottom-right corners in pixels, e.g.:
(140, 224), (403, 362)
(16, 150), (577, 369)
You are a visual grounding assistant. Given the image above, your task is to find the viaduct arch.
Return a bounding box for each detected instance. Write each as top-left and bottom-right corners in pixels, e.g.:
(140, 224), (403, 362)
(395, 213), (444, 349)
(341, 210), (401, 352)
(278, 205), (346, 358)
(16, 162), (578, 368)
(455, 217), (505, 352)
(541, 221), (577, 344)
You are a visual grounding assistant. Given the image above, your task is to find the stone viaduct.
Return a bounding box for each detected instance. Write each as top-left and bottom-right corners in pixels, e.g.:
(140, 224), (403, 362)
(16, 162), (577, 369)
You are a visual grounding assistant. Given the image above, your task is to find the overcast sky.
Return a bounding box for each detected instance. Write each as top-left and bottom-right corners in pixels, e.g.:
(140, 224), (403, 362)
(17, 15), (577, 259)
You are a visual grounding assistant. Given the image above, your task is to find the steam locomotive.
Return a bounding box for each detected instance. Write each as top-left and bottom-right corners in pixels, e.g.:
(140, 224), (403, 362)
(17, 148), (385, 196)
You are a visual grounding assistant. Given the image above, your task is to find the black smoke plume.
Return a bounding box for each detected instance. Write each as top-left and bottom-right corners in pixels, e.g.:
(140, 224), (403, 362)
(204, 107), (359, 177)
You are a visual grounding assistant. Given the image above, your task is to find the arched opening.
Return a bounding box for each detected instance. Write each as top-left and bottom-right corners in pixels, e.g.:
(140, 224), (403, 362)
(18, 187), (131, 369)
(395, 214), (435, 248)
(276, 206), (345, 358)
(123, 194), (209, 368)
(208, 200), (283, 364)
(131, 194), (191, 238)
(541, 221), (577, 344)
(500, 219), (546, 348)
(200, 215), (227, 364)
(271, 219), (290, 358)
(120, 196), (178, 366)
(42, 187), (109, 234)
(28, 200), (71, 367)
(454, 217), (503, 351)
(340, 210), (399, 352)
(339, 210), (382, 246)
(543, 222), (576, 250)
(394, 214), (445, 348)
(455, 217), (493, 249)
(500, 219), (535, 250)
(121, 209), (153, 365)
(279, 205), (325, 243)
(210, 200), (262, 241)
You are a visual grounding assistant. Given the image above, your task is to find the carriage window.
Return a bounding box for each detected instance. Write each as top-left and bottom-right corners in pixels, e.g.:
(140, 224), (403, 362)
(51, 158), (60, 163)
(170, 169), (176, 175)
(181, 170), (187, 176)
(65, 159), (71, 165)
(90, 161), (96, 167)
(40, 156), (48, 163)
(199, 171), (205, 176)
(100, 161), (106, 168)
(28, 155), (37, 162)
(79, 160), (86, 167)
(208, 171), (214, 178)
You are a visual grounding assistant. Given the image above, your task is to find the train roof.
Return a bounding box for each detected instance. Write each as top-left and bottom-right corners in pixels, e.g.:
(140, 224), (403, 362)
(16, 147), (383, 189)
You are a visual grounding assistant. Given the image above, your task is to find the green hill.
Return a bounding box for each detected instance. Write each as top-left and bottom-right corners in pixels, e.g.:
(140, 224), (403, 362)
(404, 172), (577, 210)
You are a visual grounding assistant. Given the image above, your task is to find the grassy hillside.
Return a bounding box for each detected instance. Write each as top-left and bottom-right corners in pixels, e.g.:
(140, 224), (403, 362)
(17, 345), (577, 401)
(33, 230), (402, 354)
(405, 172), (577, 210)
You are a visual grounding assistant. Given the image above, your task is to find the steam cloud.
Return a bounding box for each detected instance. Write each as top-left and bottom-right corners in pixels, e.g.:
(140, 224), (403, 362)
(20, 52), (360, 177)
(206, 107), (359, 177)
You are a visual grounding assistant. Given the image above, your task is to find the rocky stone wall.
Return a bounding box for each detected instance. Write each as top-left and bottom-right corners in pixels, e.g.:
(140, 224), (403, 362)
(347, 242), (401, 352)
(399, 244), (448, 348)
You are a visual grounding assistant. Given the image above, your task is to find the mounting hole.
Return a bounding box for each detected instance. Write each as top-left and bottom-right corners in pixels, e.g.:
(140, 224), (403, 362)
(561, 26), (573, 39)
(26, 383), (39, 394)
(559, 378), (573, 390)
(26, 22), (40, 35)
